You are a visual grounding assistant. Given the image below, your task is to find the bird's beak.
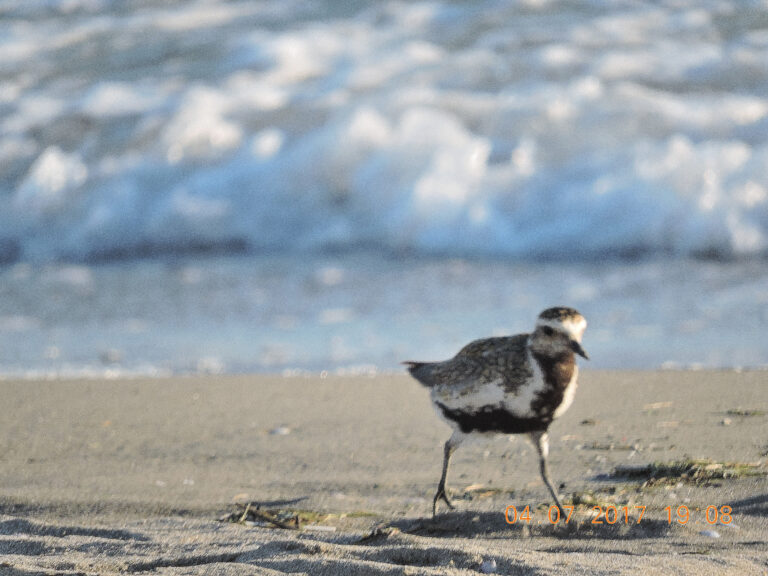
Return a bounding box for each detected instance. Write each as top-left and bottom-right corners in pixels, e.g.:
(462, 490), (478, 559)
(571, 340), (589, 360)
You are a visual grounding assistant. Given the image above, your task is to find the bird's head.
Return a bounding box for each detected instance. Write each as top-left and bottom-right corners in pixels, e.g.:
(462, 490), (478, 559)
(531, 307), (589, 360)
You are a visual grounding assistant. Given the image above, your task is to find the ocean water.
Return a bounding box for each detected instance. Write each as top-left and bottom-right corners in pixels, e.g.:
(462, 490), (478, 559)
(1, 0), (767, 377)
(1, 254), (767, 377)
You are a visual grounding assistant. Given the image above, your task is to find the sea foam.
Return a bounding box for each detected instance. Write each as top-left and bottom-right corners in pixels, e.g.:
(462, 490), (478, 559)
(1, 0), (767, 262)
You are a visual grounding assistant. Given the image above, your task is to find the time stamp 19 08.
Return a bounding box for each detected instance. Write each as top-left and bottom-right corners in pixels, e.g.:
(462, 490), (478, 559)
(505, 504), (734, 525)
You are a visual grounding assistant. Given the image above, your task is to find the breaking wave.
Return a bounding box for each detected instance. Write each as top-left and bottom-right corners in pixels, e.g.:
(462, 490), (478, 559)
(2, 0), (768, 262)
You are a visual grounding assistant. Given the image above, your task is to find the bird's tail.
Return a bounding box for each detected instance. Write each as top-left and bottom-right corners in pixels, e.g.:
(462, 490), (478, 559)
(402, 360), (423, 372)
(402, 361), (437, 387)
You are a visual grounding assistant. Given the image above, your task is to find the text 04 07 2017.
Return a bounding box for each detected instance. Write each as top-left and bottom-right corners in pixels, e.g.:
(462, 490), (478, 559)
(504, 504), (733, 525)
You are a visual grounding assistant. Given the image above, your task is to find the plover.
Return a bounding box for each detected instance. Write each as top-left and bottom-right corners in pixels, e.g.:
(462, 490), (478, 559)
(404, 307), (588, 517)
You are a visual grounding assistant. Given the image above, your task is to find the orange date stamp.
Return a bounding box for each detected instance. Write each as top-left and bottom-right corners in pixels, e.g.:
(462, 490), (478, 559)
(504, 504), (733, 525)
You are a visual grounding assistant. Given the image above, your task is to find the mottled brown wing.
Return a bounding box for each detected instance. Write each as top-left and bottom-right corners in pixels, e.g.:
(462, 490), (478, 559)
(412, 334), (532, 393)
(456, 336), (524, 359)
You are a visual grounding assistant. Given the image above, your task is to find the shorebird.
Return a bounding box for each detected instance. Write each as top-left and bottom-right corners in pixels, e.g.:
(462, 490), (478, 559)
(404, 307), (588, 517)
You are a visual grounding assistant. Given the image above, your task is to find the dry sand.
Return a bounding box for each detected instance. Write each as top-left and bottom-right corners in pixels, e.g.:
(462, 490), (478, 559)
(0, 371), (766, 575)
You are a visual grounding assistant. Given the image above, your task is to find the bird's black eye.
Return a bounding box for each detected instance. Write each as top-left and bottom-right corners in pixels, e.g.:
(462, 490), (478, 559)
(542, 326), (554, 336)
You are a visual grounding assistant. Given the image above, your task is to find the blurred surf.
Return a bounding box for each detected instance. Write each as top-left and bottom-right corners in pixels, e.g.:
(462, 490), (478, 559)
(1, 0), (767, 262)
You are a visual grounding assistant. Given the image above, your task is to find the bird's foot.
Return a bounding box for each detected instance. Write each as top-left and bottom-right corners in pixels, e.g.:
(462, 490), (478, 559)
(432, 487), (455, 517)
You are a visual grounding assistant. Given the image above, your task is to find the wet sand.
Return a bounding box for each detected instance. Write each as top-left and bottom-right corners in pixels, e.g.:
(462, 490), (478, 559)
(1, 371), (767, 574)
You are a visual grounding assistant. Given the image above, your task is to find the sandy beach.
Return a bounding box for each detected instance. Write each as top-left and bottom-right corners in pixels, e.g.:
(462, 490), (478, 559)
(1, 371), (766, 575)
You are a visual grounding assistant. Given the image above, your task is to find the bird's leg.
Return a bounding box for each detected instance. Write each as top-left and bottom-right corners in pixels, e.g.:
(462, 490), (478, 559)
(433, 432), (461, 516)
(530, 431), (566, 518)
